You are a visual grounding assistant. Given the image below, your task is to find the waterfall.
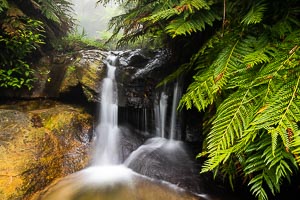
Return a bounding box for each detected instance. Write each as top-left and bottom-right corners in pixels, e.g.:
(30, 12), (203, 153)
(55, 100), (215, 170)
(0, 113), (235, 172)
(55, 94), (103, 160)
(38, 51), (210, 200)
(154, 81), (181, 140)
(159, 91), (168, 138)
(170, 81), (181, 140)
(92, 54), (120, 165)
(154, 91), (168, 138)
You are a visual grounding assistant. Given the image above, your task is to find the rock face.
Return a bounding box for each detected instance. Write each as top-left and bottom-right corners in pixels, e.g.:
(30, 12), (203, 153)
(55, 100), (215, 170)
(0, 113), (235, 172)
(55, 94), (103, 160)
(113, 48), (172, 108)
(0, 100), (93, 200)
(0, 48), (173, 108)
(0, 50), (107, 102)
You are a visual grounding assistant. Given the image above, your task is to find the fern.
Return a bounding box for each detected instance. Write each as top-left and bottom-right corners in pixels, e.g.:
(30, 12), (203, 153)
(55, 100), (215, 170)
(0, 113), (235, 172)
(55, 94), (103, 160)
(291, 130), (300, 164)
(241, 1), (267, 25)
(97, 0), (300, 199)
(0, 0), (8, 13)
(201, 88), (260, 172)
(244, 134), (298, 200)
(165, 9), (220, 37)
(179, 69), (216, 111)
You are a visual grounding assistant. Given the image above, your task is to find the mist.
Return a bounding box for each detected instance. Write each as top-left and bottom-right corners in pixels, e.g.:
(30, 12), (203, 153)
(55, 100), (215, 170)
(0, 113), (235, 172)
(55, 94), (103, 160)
(71, 0), (122, 38)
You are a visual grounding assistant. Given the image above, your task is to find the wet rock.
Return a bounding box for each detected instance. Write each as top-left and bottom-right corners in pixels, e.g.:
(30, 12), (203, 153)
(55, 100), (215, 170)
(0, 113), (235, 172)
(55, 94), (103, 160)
(118, 126), (147, 162)
(30, 166), (205, 200)
(124, 138), (204, 194)
(0, 100), (93, 200)
(114, 48), (172, 108)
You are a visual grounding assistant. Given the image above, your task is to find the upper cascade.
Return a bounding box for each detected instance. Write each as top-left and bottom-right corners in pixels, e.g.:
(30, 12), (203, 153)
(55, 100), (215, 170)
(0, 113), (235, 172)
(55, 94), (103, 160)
(92, 53), (121, 165)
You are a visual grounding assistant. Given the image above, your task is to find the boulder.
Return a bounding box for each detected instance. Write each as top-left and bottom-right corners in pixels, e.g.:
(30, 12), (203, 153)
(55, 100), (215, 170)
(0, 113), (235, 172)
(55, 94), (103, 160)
(0, 100), (93, 200)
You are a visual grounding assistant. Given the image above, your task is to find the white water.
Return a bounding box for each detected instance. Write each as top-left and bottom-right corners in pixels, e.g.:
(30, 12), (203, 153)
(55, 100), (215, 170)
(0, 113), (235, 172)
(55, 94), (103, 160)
(92, 54), (121, 166)
(124, 82), (183, 171)
(170, 81), (181, 140)
(159, 91), (168, 138)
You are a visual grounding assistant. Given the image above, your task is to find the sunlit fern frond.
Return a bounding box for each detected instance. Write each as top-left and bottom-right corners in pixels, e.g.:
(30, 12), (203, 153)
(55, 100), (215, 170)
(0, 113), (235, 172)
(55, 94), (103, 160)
(200, 88), (261, 172)
(251, 73), (300, 150)
(179, 68), (216, 111)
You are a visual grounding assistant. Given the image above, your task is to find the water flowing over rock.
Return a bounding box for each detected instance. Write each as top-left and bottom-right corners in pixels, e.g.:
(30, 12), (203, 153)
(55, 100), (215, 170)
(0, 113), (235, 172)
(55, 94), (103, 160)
(0, 100), (93, 199)
(31, 166), (206, 200)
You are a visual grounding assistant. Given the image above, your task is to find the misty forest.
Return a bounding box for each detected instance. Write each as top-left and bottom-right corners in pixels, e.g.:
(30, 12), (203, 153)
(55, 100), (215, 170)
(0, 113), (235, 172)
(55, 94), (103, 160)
(0, 0), (299, 200)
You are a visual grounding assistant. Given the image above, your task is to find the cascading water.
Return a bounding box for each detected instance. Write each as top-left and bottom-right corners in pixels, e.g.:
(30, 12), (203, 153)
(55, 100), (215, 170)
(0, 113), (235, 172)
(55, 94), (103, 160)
(124, 81), (193, 186)
(170, 81), (181, 140)
(92, 54), (120, 165)
(155, 91), (168, 138)
(37, 51), (211, 200)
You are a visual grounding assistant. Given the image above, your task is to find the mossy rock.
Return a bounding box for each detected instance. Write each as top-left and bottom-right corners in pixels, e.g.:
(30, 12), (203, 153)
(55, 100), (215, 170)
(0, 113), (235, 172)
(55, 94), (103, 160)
(0, 100), (93, 200)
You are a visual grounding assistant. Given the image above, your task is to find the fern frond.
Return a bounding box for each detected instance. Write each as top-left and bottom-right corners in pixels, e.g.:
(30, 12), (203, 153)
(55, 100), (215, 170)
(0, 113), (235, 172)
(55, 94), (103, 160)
(201, 88), (260, 172)
(142, 8), (180, 23)
(242, 35), (276, 68)
(165, 9), (220, 37)
(0, 0), (8, 13)
(241, 1), (267, 25)
(251, 75), (300, 149)
(179, 69), (216, 111)
(210, 89), (258, 149)
(248, 173), (269, 200)
(291, 130), (300, 165)
(244, 134), (298, 199)
(179, 0), (212, 11)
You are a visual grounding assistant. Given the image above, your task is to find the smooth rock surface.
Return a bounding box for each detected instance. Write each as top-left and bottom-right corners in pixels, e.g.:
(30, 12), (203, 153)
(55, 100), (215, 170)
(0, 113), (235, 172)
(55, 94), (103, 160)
(0, 100), (93, 199)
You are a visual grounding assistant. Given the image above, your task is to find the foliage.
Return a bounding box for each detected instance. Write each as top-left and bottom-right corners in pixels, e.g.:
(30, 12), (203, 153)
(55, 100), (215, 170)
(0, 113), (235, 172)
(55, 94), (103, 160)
(178, 1), (300, 200)
(98, 0), (300, 199)
(0, 5), (45, 89)
(52, 29), (106, 52)
(97, 0), (221, 48)
(0, 0), (74, 89)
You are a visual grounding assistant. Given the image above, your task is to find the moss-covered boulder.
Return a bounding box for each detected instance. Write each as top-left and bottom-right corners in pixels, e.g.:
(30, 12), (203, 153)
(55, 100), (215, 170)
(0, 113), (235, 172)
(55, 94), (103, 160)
(0, 100), (93, 200)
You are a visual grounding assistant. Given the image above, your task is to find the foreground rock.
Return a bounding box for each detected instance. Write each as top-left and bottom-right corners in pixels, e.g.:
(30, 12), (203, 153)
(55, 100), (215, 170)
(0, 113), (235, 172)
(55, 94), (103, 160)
(0, 100), (93, 199)
(30, 166), (205, 200)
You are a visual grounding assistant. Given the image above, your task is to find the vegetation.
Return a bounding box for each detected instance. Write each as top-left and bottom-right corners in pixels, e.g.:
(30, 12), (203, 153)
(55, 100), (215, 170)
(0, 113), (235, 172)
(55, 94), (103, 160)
(1, 0), (299, 199)
(52, 29), (107, 52)
(0, 0), (74, 89)
(97, 0), (300, 199)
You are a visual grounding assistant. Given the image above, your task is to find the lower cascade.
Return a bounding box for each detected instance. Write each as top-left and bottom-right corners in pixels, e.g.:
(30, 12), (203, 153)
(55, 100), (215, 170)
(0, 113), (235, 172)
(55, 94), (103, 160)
(36, 52), (212, 200)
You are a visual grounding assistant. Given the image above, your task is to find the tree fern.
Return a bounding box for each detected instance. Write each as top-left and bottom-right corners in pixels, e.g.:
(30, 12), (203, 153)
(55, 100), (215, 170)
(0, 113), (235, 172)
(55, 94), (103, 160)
(97, 0), (300, 199)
